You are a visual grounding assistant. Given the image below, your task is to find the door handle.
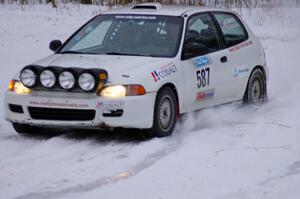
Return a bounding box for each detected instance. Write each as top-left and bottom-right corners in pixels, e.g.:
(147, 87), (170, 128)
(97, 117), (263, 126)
(220, 56), (227, 63)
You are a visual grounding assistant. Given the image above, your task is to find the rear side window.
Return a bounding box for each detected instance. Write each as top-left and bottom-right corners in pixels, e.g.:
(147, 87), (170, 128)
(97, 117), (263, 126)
(214, 13), (248, 47)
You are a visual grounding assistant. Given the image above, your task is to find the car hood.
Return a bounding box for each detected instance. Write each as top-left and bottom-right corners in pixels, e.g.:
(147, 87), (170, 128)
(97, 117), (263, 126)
(32, 54), (172, 84)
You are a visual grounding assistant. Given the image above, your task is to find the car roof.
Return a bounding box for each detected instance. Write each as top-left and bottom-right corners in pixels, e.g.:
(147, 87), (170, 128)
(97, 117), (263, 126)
(103, 3), (230, 16)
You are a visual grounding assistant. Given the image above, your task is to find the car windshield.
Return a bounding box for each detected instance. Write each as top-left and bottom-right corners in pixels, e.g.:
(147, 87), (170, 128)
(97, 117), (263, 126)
(59, 14), (183, 58)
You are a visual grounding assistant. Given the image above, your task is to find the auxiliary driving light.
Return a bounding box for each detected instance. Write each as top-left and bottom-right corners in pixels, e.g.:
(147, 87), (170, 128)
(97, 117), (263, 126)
(40, 70), (56, 88)
(20, 68), (36, 87)
(78, 72), (96, 91)
(59, 71), (75, 89)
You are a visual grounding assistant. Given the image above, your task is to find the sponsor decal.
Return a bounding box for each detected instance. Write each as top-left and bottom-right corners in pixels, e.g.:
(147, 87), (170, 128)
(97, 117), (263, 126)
(195, 56), (211, 68)
(75, 26), (94, 41)
(233, 68), (238, 77)
(96, 101), (125, 110)
(233, 67), (250, 78)
(229, 40), (253, 52)
(238, 68), (250, 73)
(29, 101), (89, 108)
(220, 17), (239, 30)
(85, 26), (94, 34)
(151, 63), (177, 82)
(122, 74), (130, 78)
(115, 15), (156, 20)
(195, 88), (215, 102)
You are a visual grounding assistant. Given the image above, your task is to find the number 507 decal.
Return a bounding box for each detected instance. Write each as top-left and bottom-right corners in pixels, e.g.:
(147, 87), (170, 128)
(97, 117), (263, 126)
(196, 67), (210, 88)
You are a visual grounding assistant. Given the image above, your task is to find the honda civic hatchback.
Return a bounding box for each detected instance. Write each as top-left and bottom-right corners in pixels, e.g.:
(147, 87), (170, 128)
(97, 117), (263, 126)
(4, 3), (268, 137)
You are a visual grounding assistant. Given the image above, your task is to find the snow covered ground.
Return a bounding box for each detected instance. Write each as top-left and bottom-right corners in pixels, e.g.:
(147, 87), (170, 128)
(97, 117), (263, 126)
(0, 4), (300, 199)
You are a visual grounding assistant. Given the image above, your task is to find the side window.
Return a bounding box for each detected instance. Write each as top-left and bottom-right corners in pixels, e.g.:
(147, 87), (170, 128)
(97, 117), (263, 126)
(214, 13), (248, 47)
(184, 13), (220, 56)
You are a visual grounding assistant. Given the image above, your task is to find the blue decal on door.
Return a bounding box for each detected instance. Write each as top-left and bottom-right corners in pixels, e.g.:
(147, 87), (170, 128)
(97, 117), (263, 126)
(195, 56), (210, 68)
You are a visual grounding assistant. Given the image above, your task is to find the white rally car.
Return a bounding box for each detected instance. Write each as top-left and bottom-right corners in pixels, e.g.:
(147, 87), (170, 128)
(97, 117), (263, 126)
(4, 3), (268, 137)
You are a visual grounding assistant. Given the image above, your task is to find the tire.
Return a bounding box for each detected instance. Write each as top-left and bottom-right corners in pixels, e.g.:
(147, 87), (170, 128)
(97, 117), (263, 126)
(243, 68), (267, 104)
(12, 123), (44, 135)
(146, 87), (177, 138)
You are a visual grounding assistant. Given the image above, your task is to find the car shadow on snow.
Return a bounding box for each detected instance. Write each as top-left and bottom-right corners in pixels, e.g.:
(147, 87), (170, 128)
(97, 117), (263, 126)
(17, 102), (249, 143)
(65, 128), (151, 142)
(20, 127), (151, 143)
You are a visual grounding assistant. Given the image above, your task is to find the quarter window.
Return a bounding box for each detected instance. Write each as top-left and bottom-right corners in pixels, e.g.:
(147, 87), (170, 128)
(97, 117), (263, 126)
(214, 13), (248, 47)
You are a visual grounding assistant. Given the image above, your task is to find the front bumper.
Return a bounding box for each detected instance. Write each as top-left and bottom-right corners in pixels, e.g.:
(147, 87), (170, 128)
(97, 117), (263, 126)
(4, 91), (156, 129)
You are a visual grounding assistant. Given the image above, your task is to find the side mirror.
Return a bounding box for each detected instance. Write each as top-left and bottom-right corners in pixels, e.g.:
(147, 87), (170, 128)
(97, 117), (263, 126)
(182, 42), (208, 60)
(49, 40), (62, 52)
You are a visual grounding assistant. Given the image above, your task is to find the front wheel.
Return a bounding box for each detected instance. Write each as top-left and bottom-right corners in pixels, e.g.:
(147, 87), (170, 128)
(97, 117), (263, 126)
(244, 68), (267, 104)
(147, 87), (177, 138)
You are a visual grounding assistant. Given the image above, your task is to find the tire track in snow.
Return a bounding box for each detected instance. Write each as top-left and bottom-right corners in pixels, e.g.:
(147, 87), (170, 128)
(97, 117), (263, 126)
(14, 130), (185, 199)
(259, 160), (300, 186)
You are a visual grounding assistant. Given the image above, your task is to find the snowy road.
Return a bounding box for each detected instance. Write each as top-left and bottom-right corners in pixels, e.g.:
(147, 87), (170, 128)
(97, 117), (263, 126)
(0, 5), (300, 199)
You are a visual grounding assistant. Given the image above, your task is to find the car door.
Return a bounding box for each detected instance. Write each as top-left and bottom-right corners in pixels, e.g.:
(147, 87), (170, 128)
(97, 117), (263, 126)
(212, 12), (252, 101)
(181, 12), (231, 112)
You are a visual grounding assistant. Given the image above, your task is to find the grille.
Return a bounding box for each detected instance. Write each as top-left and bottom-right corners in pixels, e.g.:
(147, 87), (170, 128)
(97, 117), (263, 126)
(28, 107), (95, 121)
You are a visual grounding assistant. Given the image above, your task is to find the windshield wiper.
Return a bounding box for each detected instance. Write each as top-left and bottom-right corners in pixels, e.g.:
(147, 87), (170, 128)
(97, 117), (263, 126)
(59, 51), (100, 55)
(60, 51), (157, 57)
(59, 50), (85, 54)
(105, 52), (156, 57)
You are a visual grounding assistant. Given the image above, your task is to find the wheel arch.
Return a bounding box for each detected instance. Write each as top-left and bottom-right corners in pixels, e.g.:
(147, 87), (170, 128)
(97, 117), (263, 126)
(253, 65), (267, 79)
(243, 65), (267, 101)
(157, 83), (180, 116)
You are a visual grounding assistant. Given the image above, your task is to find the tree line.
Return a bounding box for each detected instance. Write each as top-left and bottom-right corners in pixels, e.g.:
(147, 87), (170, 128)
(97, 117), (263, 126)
(1, 0), (299, 8)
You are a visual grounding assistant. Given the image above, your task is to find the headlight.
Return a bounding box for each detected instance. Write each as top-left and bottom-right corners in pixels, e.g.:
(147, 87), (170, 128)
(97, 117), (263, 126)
(40, 70), (56, 88)
(20, 68), (36, 87)
(9, 80), (32, 94)
(59, 71), (75, 89)
(99, 85), (145, 97)
(78, 73), (95, 91)
(100, 85), (126, 97)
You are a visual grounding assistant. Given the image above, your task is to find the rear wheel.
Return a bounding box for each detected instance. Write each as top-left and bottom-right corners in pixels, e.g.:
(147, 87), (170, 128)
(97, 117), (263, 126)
(146, 87), (177, 138)
(244, 68), (267, 104)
